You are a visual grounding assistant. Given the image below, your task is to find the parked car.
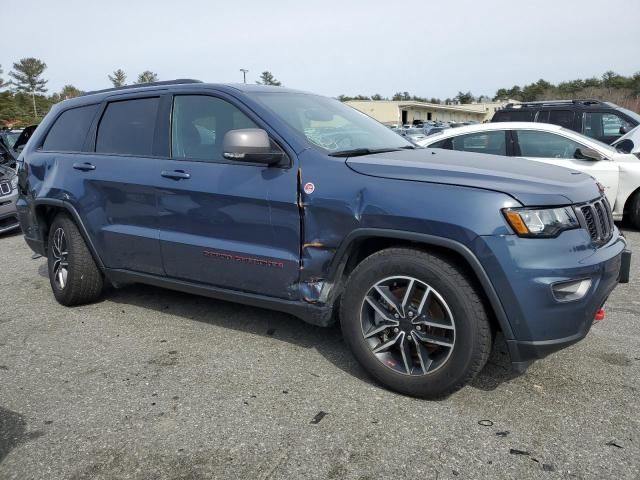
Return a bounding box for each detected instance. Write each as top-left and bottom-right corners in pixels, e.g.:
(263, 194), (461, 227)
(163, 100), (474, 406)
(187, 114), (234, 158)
(418, 122), (640, 227)
(17, 80), (630, 398)
(11, 125), (38, 154)
(0, 163), (19, 234)
(491, 99), (640, 145)
(0, 129), (23, 150)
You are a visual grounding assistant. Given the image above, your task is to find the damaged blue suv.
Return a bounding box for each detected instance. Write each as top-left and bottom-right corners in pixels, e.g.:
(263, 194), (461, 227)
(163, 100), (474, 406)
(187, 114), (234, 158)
(16, 80), (631, 398)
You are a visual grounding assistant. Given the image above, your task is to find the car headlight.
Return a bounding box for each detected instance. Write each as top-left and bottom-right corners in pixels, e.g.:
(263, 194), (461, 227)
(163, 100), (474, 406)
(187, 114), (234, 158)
(10, 176), (18, 190)
(502, 206), (579, 238)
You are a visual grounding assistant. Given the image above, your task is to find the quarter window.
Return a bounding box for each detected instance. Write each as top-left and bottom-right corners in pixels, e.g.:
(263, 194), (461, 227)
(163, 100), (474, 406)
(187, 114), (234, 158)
(517, 130), (584, 159)
(450, 131), (506, 156)
(171, 95), (262, 162)
(42, 104), (99, 152)
(96, 98), (159, 156)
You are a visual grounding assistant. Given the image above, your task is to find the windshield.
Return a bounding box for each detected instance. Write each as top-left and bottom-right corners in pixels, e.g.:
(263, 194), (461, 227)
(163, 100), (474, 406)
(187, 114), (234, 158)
(559, 127), (617, 154)
(618, 107), (640, 124)
(250, 92), (414, 153)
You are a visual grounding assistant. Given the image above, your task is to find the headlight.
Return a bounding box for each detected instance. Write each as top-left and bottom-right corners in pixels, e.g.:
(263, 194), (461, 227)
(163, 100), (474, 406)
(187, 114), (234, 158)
(502, 206), (579, 238)
(10, 176), (18, 190)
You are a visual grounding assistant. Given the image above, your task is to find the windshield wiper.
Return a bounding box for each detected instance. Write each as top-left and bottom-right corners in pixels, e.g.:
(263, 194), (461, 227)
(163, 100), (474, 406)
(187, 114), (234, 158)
(328, 147), (402, 157)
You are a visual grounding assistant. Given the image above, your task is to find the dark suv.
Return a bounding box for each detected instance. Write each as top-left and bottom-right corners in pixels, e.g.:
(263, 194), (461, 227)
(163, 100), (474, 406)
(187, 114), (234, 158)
(16, 80), (631, 397)
(491, 99), (640, 144)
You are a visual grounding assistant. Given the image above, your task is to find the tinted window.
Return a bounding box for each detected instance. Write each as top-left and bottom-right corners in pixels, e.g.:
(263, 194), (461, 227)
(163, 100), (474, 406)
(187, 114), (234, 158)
(584, 112), (634, 140)
(492, 110), (535, 122)
(548, 110), (574, 129)
(171, 95), (262, 162)
(428, 138), (450, 149)
(517, 130), (585, 159)
(451, 131), (506, 156)
(42, 105), (98, 152)
(96, 98), (159, 155)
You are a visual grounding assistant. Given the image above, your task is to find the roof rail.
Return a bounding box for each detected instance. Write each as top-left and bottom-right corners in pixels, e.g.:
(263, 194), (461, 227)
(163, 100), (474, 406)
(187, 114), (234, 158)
(83, 79), (203, 96)
(505, 99), (605, 108)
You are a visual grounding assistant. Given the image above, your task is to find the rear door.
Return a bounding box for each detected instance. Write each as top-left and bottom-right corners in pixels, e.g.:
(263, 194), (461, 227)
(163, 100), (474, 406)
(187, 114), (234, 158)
(157, 92), (300, 298)
(582, 111), (636, 144)
(71, 95), (168, 275)
(513, 129), (619, 204)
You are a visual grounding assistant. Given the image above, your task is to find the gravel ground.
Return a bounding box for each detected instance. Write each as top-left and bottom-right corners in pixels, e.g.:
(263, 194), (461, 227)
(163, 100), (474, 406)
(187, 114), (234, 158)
(0, 228), (638, 480)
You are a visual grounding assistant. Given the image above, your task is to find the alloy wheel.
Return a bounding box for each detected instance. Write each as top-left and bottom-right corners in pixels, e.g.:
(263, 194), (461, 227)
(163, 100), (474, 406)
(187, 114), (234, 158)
(51, 227), (69, 290)
(360, 275), (456, 376)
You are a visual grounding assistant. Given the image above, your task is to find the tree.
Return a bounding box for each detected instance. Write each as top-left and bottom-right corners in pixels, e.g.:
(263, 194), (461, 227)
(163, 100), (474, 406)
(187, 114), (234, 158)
(60, 85), (82, 99)
(371, 93), (384, 101)
(108, 69), (127, 87)
(136, 71), (158, 84)
(9, 57), (48, 117)
(456, 91), (475, 104)
(256, 71), (282, 86)
(0, 64), (5, 89)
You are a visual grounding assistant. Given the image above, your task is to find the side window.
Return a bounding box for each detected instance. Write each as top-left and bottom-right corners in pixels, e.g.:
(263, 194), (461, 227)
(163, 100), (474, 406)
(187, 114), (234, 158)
(42, 104), (99, 152)
(450, 131), (506, 156)
(517, 130), (584, 159)
(171, 95), (263, 162)
(96, 97), (159, 156)
(548, 110), (574, 129)
(536, 111), (550, 123)
(584, 112), (633, 140)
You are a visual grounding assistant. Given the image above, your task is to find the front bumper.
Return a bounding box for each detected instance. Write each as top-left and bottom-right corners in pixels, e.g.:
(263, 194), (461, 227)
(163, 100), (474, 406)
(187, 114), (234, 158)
(0, 188), (19, 234)
(475, 228), (629, 370)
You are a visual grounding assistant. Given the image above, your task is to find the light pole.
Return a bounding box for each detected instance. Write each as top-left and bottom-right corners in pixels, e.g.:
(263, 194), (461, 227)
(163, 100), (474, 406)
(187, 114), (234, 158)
(240, 69), (248, 84)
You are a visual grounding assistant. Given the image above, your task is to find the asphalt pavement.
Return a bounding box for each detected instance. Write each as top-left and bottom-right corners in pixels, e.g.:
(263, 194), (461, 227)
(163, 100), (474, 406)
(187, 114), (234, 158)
(0, 228), (638, 479)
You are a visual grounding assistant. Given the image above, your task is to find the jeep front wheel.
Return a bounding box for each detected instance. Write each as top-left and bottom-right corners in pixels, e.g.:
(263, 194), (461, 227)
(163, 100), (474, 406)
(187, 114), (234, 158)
(340, 248), (492, 398)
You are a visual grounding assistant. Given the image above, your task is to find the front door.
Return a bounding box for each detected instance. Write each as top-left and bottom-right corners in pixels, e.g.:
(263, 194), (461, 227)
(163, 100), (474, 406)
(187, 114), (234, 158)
(157, 94), (300, 299)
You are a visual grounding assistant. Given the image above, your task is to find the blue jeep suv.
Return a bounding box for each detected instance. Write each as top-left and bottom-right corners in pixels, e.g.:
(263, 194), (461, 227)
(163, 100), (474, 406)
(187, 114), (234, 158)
(16, 80), (631, 398)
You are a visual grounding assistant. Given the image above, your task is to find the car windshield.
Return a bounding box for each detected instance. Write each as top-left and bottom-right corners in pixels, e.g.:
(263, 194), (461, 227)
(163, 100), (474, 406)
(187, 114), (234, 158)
(618, 107), (640, 124)
(250, 92), (414, 154)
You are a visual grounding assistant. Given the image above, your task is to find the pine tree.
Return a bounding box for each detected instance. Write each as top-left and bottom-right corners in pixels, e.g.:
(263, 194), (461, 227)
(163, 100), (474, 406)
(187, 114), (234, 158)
(256, 71), (282, 86)
(136, 71), (158, 84)
(108, 69), (127, 87)
(9, 58), (48, 117)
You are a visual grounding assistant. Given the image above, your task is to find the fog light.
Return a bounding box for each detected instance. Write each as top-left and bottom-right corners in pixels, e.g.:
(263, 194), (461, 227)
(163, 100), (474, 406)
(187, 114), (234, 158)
(551, 278), (592, 302)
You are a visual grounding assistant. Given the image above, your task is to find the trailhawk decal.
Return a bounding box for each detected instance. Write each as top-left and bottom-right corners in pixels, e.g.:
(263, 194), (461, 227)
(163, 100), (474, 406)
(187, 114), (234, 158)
(203, 250), (284, 269)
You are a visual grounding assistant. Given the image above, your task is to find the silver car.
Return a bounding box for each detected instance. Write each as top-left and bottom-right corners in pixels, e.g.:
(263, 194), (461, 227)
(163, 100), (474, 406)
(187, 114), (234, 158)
(0, 164), (19, 234)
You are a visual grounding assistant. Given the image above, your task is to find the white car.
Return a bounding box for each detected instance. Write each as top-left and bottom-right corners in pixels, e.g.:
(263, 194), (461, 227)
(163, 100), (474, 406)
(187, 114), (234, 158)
(417, 122), (640, 227)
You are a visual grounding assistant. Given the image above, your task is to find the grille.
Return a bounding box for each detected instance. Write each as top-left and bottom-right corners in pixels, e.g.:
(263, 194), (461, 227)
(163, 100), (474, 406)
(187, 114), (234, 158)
(0, 182), (11, 196)
(575, 197), (614, 245)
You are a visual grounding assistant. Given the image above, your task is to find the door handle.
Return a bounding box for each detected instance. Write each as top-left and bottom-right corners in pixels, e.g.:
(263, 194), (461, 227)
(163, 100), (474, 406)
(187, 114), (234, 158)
(72, 162), (96, 171)
(161, 170), (191, 180)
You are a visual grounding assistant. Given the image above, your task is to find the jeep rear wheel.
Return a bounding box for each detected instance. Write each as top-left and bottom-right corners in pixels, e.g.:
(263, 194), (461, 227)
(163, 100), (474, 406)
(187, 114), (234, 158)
(47, 214), (104, 306)
(340, 248), (492, 398)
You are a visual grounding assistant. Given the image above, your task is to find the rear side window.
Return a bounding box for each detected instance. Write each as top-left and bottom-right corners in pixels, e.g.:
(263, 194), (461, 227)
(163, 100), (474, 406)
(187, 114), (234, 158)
(42, 105), (99, 152)
(96, 98), (159, 156)
(548, 110), (574, 129)
(492, 110), (535, 122)
(451, 131), (506, 156)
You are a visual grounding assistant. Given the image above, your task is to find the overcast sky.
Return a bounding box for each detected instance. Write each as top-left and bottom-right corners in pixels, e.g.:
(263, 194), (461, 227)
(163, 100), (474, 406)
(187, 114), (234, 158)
(3, 0), (639, 99)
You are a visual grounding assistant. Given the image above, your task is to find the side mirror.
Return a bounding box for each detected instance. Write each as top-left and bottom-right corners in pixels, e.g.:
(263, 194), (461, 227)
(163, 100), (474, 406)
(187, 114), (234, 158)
(615, 139), (634, 154)
(620, 126), (629, 135)
(574, 147), (603, 161)
(223, 129), (283, 165)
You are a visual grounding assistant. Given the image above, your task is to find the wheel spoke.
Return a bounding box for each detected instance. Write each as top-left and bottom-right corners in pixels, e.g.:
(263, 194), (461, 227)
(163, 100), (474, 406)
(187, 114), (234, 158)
(364, 296), (398, 324)
(363, 321), (396, 339)
(412, 333), (434, 374)
(398, 333), (413, 374)
(372, 332), (401, 354)
(416, 286), (432, 315)
(414, 331), (454, 348)
(400, 279), (416, 317)
(373, 285), (403, 317)
(413, 318), (455, 330)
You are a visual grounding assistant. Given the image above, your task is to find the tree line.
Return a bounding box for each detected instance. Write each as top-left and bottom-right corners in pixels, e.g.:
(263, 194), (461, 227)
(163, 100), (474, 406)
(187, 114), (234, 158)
(338, 71), (640, 113)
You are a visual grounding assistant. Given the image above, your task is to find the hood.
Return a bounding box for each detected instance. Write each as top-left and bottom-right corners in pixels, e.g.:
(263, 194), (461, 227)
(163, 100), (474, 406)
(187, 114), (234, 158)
(346, 149), (600, 206)
(612, 125), (640, 154)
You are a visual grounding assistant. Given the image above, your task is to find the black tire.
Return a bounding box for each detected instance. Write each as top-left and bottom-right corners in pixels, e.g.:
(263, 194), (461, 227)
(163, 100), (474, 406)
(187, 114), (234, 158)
(340, 248), (492, 398)
(627, 191), (640, 230)
(47, 213), (104, 306)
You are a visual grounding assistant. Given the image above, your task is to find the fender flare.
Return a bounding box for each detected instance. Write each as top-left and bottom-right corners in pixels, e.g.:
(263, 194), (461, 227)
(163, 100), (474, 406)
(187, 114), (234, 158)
(327, 228), (514, 340)
(32, 198), (105, 270)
